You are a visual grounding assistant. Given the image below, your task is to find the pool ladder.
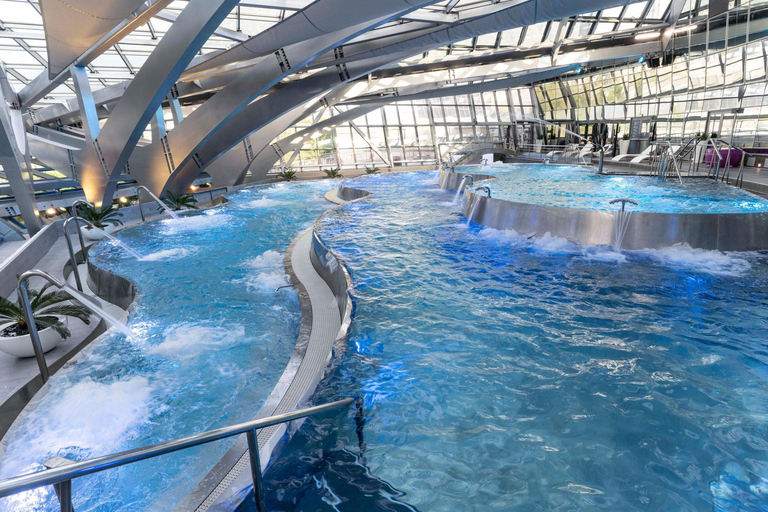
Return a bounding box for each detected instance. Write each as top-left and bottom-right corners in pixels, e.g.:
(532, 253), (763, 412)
(0, 398), (354, 512)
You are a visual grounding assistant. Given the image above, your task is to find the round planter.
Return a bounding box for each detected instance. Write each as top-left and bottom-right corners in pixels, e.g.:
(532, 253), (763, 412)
(0, 323), (63, 358)
(619, 139), (630, 155)
(81, 223), (116, 241)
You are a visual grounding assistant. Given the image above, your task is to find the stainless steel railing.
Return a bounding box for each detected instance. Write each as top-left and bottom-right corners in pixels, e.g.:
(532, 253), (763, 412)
(518, 143), (593, 166)
(0, 398), (355, 512)
(649, 141), (683, 184)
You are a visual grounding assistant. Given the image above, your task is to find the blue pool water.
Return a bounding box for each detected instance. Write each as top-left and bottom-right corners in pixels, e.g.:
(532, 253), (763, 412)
(459, 163), (768, 214)
(0, 180), (336, 511)
(240, 171), (768, 511)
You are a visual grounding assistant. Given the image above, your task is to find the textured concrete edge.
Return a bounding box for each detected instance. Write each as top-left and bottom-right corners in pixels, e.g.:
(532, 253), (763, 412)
(178, 206), (357, 511)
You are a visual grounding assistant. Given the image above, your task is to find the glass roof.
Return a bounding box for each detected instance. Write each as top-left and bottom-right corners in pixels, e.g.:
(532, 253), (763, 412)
(0, 0), (742, 108)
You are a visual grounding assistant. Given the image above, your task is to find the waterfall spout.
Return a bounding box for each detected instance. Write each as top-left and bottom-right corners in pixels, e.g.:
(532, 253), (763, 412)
(609, 198), (639, 250)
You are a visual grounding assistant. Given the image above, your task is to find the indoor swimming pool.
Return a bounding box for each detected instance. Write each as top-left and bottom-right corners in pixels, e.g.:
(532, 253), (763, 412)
(238, 171), (768, 511)
(457, 163), (768, 214)
(0, 181), (337, 511)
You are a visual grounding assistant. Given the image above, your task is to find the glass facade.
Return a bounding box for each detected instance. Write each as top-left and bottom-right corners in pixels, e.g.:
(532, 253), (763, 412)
(275, 87), (539, 171)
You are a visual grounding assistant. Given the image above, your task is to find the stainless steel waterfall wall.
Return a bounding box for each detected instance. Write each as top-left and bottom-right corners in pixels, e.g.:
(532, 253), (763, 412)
(461, 191), (768, 252)
(438, 169), (496, 191)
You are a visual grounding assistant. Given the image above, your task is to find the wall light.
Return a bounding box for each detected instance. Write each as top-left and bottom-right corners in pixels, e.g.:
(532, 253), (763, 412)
(673, 24), (697, 34)
(635, 32), (661, 41)
(190, 185), (198, 191)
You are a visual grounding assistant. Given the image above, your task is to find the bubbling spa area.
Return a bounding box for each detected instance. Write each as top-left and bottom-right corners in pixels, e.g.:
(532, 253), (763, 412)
(2, 0), (768, 511)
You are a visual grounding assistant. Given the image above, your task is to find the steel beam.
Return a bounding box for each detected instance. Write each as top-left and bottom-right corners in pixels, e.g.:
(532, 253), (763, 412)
(0, 64), (42, 235)
(127, 0), (435, 196)
(70, 66), (101, 144)
(73, 0), (242, 205)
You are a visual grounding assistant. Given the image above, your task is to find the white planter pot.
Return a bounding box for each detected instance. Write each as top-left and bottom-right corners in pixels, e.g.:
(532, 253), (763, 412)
(81, 223), (116, 241)
(534, 140), (543, 153)
(0, 323), (63, 358)
(619, 140), (630, 155)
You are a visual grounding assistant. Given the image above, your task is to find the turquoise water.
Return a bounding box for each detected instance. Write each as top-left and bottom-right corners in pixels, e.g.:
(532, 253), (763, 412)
(0, 180), (336, 512)
(242, 171), (768, 511)
(457, 163), (768, 214)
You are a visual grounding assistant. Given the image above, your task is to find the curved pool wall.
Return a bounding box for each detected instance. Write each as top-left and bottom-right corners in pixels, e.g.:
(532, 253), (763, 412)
(177, 223), (354, 512)
(0, 180), (347, 512)
(336, 184), (371, 202)
(238, 170), (768, 511)
(440, 169), (768, 251)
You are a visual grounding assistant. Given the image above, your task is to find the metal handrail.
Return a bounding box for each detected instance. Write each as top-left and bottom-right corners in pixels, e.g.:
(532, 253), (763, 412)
(0, 398), (355, 512)
(16, 270), (66, 383)
(70, 200), (93, 262)
(649, 141), (683, 184)
(710, 140), (762, 188)
(61, 217), (98, 292)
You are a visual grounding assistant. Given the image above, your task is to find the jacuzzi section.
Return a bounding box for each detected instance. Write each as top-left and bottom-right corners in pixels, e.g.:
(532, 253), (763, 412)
(462, 191), (768, 251)
(439, 167), (768, 251)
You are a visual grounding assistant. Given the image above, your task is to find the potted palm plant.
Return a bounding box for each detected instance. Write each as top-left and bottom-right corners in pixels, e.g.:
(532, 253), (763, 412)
(159, 190), (199, 212)
(365, 166), (379, 174)
(278, 169), (297, 181)
(0, 285), (91, 358)
(76, 204), (124, 241)
(324, 167), (342, 178)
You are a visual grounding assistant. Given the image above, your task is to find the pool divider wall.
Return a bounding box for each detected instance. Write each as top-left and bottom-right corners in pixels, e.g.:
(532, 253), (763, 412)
(178, 198), (359, 511)
(463, 190), (768, 251)
(337, 183), (371, 202)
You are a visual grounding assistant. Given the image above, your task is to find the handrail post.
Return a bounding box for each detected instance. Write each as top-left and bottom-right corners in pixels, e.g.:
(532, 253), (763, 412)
(137, 187), (146, 223)
(63, 219), (84, 292)
(18, 279), (51, 382)
(70, 200), (92, 263)
(53, 480), (74, 512)
(246, 429), (267, 512)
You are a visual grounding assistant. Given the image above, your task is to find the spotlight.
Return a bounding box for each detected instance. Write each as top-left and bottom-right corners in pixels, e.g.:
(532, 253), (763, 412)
(119, 196), (128, 204)
(45, 207), (56, 216)
(190, 185), (198, 191)
(638, 56), (645, 64)
(58, 206), (67, 212)
(576, 67), (583, 74)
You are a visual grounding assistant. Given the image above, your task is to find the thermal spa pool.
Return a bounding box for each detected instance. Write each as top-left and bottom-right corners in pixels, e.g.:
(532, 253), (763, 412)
(459, 163), (768, 214)
(2, 170), (768, 512)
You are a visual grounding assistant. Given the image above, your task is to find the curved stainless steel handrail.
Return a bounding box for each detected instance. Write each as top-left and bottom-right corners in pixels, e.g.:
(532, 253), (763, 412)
(62, 218), (99, 292)
(16, 270), (66, 383)
(0, 397), (355, 512)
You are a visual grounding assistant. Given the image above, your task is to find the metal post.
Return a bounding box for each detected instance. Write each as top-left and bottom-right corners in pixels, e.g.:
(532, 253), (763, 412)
(17, 279), (49, 383)
(137, 188), (146, 223)
(63, 218), (84, 292)
(597, 145), (605, 174)
(71, 199), (92, 263)
(53, 480), (74, 512)
(246, 429), (266, 512)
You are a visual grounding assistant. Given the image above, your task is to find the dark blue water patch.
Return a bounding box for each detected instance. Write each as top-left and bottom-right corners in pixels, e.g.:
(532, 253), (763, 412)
(237, 415), (418, 512)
